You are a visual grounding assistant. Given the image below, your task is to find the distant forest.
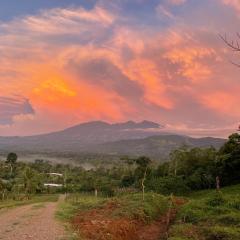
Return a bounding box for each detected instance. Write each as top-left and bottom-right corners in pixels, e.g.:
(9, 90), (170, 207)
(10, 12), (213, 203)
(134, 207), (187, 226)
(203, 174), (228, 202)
(0, 133), (239, 200)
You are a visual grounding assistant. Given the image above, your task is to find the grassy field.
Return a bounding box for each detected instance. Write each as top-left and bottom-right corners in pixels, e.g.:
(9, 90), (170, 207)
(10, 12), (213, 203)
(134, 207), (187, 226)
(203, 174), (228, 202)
(0, 194), (59, 209)
(168, 184), (240, 240)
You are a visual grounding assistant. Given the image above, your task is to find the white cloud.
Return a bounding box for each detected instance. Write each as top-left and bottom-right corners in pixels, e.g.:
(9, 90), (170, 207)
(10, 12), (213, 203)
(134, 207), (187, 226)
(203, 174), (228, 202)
(0, 5), (116, 36)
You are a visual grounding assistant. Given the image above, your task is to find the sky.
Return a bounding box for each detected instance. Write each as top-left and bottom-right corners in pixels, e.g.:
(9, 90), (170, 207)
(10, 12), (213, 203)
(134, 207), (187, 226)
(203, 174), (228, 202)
(0, 0), (240, 137)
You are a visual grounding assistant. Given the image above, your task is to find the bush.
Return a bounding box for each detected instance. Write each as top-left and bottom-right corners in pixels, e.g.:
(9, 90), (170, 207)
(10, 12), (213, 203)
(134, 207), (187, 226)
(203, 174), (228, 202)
(112, 193), (168, 222)
(100, 185), (115, 197)
(146, 176), (190, 196)
(120, 175), (135, 188)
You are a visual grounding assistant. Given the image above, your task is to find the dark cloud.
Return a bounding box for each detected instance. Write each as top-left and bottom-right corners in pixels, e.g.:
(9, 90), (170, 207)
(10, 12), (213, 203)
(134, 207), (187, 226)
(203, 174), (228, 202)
(0, 95), (35, 125)
(67, 58), (144, 101)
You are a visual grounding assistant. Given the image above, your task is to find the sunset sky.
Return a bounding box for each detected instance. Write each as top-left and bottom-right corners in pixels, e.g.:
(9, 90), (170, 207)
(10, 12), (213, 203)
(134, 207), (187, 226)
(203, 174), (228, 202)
(0, 0), (240, 137)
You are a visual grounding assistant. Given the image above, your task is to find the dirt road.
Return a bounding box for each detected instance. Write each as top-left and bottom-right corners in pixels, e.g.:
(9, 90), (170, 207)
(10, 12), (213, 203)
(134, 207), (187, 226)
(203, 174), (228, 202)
(0, 199), (66, 240)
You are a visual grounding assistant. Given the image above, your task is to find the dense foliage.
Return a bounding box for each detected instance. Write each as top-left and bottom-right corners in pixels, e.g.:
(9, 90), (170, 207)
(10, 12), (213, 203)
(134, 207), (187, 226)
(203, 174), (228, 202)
(0, 133), (240, 200)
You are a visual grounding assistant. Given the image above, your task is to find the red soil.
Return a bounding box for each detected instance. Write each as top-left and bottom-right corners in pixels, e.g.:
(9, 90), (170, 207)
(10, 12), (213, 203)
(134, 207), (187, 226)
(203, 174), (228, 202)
(72, 198), (185, 240)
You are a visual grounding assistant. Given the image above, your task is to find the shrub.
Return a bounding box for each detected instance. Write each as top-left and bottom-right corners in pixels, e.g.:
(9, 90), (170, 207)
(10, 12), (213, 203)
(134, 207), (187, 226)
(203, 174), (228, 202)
(100, 185), (115, 197)
(112, 193), (168, 222)
(206, 191), (226, 207)
(146, 176), (190, 196)
(120, 175), (135, 188)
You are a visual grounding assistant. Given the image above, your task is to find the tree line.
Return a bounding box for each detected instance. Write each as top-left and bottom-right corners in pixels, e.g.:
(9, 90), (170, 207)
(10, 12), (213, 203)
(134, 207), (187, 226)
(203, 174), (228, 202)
(0, 133), (240, 200)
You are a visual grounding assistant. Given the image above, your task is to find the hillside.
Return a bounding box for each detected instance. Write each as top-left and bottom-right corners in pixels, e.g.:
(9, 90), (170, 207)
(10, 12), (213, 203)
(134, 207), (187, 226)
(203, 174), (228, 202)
(0, 121), (225, 160)
(90, 135), (225, 158)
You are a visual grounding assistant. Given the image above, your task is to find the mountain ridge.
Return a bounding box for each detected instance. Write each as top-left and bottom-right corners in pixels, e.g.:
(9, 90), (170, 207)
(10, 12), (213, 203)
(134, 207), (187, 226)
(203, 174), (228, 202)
(0, 120), (226, 160)
(89, 134), (225, 158)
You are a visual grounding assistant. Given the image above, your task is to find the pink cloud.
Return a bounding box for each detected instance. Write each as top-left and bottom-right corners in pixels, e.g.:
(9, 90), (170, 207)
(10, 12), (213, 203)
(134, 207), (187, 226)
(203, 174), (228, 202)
(0, 1), (240, 137)
(222, 0), (240, 12)
(167, 0), (187, 6)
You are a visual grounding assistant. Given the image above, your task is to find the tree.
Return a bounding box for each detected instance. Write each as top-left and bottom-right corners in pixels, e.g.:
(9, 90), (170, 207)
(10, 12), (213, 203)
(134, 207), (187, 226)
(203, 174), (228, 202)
(0, 179), (7, 200)
(169, 146), (188, 176)
(216, 134), (240, 186)
(23, 167), (40, 199)
(165, 147), (217, 191)
(155, 162), (169, 177)
(219, 133), (240, 155)
(6, 152), (18, 175)
(135, 156), (152, 201)
(220, 33), (240, 67)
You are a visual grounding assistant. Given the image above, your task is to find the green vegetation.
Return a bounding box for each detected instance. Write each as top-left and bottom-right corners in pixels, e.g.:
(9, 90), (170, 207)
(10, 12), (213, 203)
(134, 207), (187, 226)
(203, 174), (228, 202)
(146, 133), (240, 195)
(0, 132), (240, 239)
(57, 192), (168, 222)
(111, 193), (168, 221)
(57, 194), (107, 221)
(57, 192), (169, 240)
(169, 184), (240, 240)
(1, 133), (240, 201)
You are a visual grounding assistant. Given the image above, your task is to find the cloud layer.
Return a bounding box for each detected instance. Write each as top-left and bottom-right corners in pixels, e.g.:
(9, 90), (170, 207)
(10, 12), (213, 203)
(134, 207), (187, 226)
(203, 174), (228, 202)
(0, 0), (239, 137)
(0, 96), (34, 125)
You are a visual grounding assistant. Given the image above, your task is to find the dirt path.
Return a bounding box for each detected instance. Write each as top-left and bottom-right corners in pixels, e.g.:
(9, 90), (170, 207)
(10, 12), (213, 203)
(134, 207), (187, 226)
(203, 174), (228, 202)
(0, 197), (66, 240)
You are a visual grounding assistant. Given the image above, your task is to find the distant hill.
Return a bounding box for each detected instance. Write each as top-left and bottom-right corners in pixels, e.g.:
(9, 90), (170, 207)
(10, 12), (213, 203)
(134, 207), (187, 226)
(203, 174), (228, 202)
(0, 120), (226, 160)
(89, 135), (226, 159)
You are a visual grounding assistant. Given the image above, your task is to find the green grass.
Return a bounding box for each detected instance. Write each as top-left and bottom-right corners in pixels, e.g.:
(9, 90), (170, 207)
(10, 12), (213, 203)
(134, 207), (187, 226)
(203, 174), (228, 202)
(187, 184), (240, 199)
(57, 192), (168, 223)
(56, 194), (107, 221)
(168, 185), (240, 240)
(57, 192), (169, 240)
(0, 194), (59, 210)
(110, 193), (168, 222)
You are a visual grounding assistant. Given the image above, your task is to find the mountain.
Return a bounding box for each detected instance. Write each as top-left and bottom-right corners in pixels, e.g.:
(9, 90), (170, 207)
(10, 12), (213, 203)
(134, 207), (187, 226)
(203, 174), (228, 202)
(0, 120), (226, 160)
(90, 135), (225, 159)
(0, 120), (165, 152)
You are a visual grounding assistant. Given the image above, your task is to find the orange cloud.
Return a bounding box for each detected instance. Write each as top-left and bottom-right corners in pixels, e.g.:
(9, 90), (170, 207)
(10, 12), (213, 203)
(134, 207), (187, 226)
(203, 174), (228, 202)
(125, 58), (174, 109)
(26, 62), (130, 121)
(0, 1), (240, 136)
(164, 46), (215, 82)
(201, 91), (240, 117)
